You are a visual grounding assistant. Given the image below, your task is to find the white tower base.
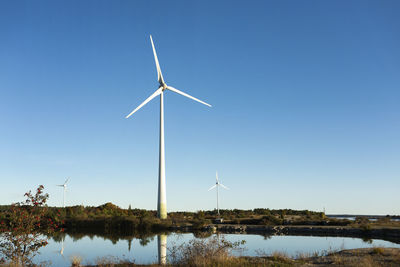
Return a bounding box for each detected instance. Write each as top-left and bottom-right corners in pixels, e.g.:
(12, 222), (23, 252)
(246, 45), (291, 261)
(158, 92), (167, 219)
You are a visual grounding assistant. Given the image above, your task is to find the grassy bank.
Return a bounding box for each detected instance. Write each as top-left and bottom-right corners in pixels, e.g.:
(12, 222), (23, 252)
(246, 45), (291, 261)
(63, 247), (400, 266)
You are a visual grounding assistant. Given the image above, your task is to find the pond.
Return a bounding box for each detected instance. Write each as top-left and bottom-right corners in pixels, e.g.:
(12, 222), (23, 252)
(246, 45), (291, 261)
(31, 233), (400, 266)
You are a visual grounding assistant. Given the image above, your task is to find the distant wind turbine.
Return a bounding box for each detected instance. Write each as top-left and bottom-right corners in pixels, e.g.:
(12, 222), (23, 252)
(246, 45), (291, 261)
(208, 171), (229, 216)
(126, 35), (211, 219)
(56, 178), (69, 208)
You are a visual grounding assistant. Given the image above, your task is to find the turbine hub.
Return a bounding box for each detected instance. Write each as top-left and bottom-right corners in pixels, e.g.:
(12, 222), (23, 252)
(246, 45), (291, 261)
(161, 83), (167, 91)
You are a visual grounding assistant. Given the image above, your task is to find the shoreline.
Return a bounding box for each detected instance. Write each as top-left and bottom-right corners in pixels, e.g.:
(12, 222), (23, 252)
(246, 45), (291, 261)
(80, 247), (400, 266)
(209, 224), (400, 244)
(62, 223), (400, 244)
(155, 223), (400, 244)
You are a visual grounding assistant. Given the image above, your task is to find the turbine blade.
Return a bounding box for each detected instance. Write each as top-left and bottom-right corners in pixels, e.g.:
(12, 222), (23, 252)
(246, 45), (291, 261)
(56, 185), (63, 187)
(216, 171), (219, 182)
(220, 183), (229, 190)
(150, 35), (164, 84)
(167, 86), (212, 107)
(64, 178), (69, 185)
(208, 185), (217, 191)
(126, 88), (162, 118)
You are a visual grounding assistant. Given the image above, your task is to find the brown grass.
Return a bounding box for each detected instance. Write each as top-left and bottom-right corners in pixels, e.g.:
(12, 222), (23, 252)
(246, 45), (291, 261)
(78, 247), (400, 267)
(70, 255), (83, 267)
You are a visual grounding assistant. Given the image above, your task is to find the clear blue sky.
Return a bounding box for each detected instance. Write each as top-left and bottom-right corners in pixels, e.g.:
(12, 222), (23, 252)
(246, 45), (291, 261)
(1, 1), (399, 215)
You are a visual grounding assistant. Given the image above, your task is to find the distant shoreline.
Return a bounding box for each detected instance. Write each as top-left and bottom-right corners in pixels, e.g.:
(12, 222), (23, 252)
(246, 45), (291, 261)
(207, 224), (400, 244)
(327, 214), (400, 219)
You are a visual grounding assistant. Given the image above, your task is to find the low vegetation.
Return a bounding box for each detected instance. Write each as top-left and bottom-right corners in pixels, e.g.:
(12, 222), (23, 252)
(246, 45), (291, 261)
(70, 245), (400, 266)
(2, 201), (399, 238)
(168, 235), (246, 266)
(0, 185), (62, 266)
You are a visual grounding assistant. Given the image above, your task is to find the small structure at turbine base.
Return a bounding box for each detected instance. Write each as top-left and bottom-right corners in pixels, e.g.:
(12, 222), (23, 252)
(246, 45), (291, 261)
(213, 217), (224, 224)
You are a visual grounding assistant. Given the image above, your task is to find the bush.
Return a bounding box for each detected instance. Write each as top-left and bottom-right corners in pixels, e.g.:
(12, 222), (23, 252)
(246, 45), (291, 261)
(0, 185), (61, 265)
(262, 215), (283, 225)
(372, 247), (384, 255)
(169, 235), (245, 266)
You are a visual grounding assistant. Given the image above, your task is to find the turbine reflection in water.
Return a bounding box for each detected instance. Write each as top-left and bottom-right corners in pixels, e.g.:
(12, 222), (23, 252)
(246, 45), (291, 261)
(157, 234), (167, 265)
(33, 233), (400, 266)
(60, 236), (64, 256)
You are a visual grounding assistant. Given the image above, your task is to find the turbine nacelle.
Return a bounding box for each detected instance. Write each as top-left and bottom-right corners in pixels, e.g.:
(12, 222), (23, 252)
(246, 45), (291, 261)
(57, 178), (69, 208)
(126, 35), (211, 119)
(57, 178), (69, 189)
(208, 171), (229, 191)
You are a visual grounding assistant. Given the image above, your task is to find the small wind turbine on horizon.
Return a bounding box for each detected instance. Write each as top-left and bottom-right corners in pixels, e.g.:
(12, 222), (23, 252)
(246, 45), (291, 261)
(126, 35), (211, 219)
(208, 171), (229, 216)
(56, 178), (69, 208)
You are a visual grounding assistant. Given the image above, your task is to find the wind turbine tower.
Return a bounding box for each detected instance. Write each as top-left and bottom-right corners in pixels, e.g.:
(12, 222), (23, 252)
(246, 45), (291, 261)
(126, 35), (211, 219)
(208, 171), (229, 216)
(56, 178), (69, 208)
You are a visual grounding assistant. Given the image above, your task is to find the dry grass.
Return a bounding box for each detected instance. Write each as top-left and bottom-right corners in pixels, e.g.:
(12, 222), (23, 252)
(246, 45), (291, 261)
(76, 247), (400, 267)
(305, 247), (400, 266)
(168, 235), (247, 266)
(270, 251), (290, 262)
(94, 256), (120, 267)
(372, 246), (385, 255)
(70, 255), (83, 267)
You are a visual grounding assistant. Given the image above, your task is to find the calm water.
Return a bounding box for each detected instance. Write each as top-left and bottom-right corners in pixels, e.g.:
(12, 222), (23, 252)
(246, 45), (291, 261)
(29, 233), (400, 266)
(328, 216), (400, 222)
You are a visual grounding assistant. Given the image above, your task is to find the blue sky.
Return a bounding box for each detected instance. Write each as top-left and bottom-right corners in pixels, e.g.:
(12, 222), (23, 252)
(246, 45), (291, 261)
(0, 1), (399, 215)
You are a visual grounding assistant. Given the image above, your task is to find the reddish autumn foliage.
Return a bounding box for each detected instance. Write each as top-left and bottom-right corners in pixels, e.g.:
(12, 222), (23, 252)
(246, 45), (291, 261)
(0, 185), (61, 265)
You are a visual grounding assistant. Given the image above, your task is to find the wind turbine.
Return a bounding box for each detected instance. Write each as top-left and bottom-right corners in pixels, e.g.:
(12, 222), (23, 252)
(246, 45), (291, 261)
(56, 178), (69, 208)
(208, 171), (229, 216)
(126, 35), (211, 219)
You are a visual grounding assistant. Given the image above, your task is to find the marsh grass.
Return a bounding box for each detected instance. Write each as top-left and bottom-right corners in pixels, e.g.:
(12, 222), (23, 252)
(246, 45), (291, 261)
(70, 255), (83, 267)
(67, 246), (400, 267)
(372, 246), (385, 255)
(168, 235), (245, 266)
(92, 255), (135, 267)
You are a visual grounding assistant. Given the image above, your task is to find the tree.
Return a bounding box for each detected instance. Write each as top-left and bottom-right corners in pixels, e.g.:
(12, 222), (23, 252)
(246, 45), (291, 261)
(0, 185), (61, 266)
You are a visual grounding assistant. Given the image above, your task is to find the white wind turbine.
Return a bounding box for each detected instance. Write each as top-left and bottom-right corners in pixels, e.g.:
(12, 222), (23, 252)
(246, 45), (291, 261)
(126, 35), (211, 219)
(208, 171), (229, 216)
(56, 178), (69, 208)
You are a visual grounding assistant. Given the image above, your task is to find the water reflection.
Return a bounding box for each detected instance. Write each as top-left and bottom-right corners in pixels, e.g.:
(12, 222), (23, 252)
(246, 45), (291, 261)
(29, 232), (400, 267)
(59, 236), (65, 256)
(128, 238), (132, 251)
(157, 234), (167, 265)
